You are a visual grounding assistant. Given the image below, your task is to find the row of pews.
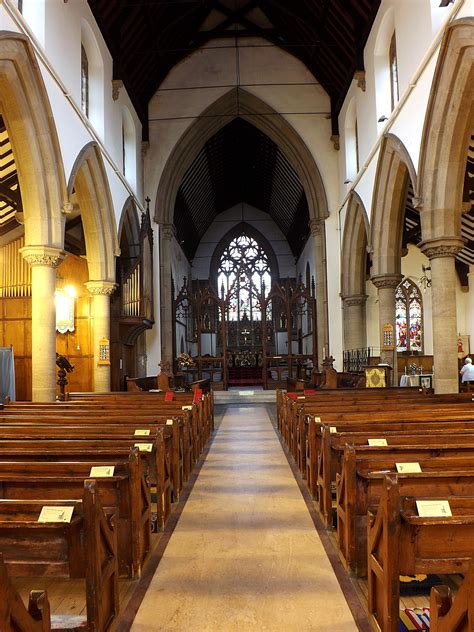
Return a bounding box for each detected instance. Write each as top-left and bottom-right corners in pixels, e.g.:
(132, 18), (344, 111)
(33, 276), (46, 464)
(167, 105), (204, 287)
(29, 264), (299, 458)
(277, 386), (474, 631)
(0, 388), (214, 631)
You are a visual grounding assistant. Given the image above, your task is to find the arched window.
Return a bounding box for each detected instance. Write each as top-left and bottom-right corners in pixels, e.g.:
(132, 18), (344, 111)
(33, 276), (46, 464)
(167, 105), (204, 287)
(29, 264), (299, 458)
(217, 232), (272, 323)
(81, 44), (89, 117)
(389, 31), (399, 112)
(396, 278), (423, 352)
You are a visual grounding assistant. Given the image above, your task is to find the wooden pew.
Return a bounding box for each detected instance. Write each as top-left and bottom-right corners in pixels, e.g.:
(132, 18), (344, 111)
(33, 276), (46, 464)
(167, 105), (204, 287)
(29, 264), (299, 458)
(0, 552), (51, 632)
(430, 560), (474, 631)
(336, 447), (474, 574)
(0, 451), (150, 578)
(367, 474), (474, 632)
(0, 479), (119, 631)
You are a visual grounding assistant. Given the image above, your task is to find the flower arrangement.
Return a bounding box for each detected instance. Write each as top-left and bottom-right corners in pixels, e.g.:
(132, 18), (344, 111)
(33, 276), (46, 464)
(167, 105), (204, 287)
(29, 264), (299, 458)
(408, 362), (419, 375)
(177, 352), (195, 369)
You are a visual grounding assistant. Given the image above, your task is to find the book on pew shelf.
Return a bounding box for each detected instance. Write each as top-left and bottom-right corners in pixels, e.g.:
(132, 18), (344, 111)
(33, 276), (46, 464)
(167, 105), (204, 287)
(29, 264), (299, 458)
(90, 465), (115, 477)
(134, 429), (151, 436)
(396, 462), (422, 473)
(38, 506), (74, 523)
(368, 438), (388, 446)
(416, 500), (452, 517)
(134, 442), (153, 452)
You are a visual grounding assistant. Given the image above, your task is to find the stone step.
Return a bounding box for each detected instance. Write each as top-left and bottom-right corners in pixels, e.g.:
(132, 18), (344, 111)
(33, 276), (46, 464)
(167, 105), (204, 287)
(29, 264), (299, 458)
(214, 390), (277, 405)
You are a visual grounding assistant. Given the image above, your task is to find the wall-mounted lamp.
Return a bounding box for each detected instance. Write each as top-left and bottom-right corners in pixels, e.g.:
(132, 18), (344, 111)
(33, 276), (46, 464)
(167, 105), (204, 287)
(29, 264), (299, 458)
(419, 265), (432, 290)
(378, 115), (388, 123)
(343, 179), (352, 184)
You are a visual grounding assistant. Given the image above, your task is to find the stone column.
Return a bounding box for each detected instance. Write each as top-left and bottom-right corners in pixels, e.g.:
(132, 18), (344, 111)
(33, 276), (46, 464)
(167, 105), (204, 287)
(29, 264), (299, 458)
(310, 218), (329, 367)
(20, 246), (65, 401)
(371, 274), (402, 386)
(159, 223), (175, 364)
(419, 238), (464, 393)
(341, 294), (367, 351)
(85, 281), (117, 392)
(467, 265), (474, 347)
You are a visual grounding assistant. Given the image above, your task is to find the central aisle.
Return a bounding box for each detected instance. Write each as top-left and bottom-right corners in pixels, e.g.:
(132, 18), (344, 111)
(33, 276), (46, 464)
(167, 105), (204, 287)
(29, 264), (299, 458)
(131, 406), (358, 631)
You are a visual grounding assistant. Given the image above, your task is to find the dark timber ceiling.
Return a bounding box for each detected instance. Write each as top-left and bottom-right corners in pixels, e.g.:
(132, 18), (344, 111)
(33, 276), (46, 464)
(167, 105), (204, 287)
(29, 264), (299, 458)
(174, 117), (309, 260)
(87, 0), (381, 135)
(0, 115), (23, 236)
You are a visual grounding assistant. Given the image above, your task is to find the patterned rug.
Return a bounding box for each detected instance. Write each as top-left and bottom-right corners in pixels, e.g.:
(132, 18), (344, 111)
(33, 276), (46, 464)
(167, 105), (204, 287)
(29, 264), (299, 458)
(400, 608), (430, 630)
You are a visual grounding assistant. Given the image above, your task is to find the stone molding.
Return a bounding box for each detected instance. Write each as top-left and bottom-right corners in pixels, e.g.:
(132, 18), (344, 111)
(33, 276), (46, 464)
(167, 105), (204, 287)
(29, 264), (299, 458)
(418, 237), (465, 260)
(62, 202), (74, 214)
(354, 70), (366, 92)
(20, 246), (65, 268)
(342, 294), (367, 307)
(160, 223), (176, 241)
(112, 79), (123, 101)
(85, 281), (117, 296)
(309, 218), (323, 237)
(330, 134), (340, 151)
(370, 273), (403, 290)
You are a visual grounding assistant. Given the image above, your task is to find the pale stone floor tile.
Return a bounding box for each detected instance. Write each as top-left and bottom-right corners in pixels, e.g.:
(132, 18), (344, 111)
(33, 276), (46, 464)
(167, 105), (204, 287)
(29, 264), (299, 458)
(131, 405), (358, 631)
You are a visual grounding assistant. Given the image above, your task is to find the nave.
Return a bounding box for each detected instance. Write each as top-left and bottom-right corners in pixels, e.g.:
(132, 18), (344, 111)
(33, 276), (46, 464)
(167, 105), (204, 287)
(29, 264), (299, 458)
(130, 405), (359, 631)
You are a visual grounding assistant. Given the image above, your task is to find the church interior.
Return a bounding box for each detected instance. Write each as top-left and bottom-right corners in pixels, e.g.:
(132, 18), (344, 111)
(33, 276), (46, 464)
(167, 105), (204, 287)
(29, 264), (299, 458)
(0, 0), (473, 630)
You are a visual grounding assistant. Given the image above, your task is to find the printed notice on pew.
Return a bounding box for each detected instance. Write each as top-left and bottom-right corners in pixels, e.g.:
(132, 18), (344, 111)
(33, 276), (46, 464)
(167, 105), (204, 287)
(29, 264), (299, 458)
(416, 500), (452, 517)
(38, 506), (74, 523)
(396, 462), (422, 473)
(368, 438), (388, 446)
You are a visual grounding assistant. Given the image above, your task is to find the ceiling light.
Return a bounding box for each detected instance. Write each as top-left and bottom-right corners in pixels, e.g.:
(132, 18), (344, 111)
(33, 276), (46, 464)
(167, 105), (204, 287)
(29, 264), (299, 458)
(378, 115), (388, 123)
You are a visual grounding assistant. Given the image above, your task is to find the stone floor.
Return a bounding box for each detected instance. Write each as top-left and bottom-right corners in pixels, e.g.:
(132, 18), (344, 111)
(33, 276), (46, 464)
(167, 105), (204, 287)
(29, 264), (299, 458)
(131, 405), (358, 631)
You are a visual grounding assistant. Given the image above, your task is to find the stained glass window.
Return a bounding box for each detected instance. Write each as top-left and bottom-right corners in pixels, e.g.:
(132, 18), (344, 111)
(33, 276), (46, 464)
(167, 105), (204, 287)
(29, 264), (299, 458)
(81, 44), (89, 118)
(396, 278), (422, 352)
(217, 232), (271, 324)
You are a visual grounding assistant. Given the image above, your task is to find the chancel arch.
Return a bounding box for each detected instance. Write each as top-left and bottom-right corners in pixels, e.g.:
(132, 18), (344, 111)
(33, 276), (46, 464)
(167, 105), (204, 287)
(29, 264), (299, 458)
(341, 192), (369, 353)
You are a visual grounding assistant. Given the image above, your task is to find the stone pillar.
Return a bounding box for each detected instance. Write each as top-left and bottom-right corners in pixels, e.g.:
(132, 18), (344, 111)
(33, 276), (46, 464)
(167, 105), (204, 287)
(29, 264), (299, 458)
(419, 238), (464, 393)
(159, 223), (175, 365)
(85, 281), (117, 392)
(467, 265), (474, 347)
(310, 218), (329, 367)
(20, 246), (65, 401)
(341, 294), (367, 351)
(371, 274), (402, 386)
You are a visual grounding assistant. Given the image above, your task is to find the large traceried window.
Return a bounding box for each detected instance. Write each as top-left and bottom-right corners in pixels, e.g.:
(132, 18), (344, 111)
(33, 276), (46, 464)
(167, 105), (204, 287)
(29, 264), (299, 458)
(396, 278), (423, 352)
(217, 233), (271, 323)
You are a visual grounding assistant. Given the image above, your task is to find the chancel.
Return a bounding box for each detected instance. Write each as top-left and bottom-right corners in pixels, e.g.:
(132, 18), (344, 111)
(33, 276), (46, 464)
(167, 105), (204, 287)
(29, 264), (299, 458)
(0, 0), (473, 630)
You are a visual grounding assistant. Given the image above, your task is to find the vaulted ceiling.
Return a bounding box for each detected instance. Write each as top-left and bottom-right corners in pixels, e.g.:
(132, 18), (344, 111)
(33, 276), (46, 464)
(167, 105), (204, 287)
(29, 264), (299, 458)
(87, 0), (381, 136)
(174, 117), (309, 260)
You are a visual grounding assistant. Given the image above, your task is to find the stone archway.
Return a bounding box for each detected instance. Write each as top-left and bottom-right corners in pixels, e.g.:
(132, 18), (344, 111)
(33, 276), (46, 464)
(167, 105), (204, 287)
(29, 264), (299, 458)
(417, 18), (474, 393)
(0, 32), (68, 400)
(68, 142), (119, 391)
(369, 133), (417, 378)
(341, 192), (369, 351)
(155, 88), (329, 365)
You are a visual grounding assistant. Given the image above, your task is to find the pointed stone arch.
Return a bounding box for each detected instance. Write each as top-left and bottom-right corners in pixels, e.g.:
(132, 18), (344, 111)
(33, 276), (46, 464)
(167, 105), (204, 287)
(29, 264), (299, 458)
(68, 142), (119, 282)
(370, 133), (417, 277)
(418, 18), (474, 241)
(0, 32), (67, 247)
(341, 192), (369, 350)
(155, 88), (328, 225)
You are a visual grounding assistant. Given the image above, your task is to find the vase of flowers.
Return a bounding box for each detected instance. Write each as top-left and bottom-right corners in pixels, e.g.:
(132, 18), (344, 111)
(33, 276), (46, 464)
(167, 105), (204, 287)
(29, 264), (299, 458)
(176, 352), (195, 370)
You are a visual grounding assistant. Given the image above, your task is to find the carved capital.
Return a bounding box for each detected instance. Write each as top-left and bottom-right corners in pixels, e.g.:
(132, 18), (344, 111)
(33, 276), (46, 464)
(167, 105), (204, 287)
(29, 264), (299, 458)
(141, 141), (150, 158)
(20, 246), (65, 268)
(412, 196), (423, 211)
(418, 236), (465, 260)
(160, 223), (176, 241)
(85, 280), (117, 296)
(330, 134), (340, 151)
(342, 294), (367, 307)
(354, 70), (366, 92)
(112, 79), (123, 101)
(371, 274), (403, 290)
(309, 218), (323, 237)
(62, 202), (74, 215)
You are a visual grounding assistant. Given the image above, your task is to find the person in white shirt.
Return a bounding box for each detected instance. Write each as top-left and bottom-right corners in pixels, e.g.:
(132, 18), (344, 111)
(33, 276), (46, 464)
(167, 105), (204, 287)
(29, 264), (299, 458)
(460, 357), (474, 383)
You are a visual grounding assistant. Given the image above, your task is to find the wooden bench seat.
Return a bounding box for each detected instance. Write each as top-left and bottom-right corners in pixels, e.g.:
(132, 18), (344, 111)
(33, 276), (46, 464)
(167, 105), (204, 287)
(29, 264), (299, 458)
(368, 474), (474, 632)
(336, 447), (474, 574)
(0, 480), (119, 631)
(430, 559), (474, 631)
(0, 451), (149, 578)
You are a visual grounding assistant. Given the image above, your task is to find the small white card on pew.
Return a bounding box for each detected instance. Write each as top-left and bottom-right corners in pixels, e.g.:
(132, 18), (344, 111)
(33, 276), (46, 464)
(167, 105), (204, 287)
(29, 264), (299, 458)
(182, 405), (192, 410)
(134, 443), (153, 452)
(368, 438), (388, 446)
(166, 419), (173, 425)
(134, 429), (150, 436)
(330, 426), (337, 433)
(416, 500), (452, 517)
(38, 506), (74, 523)
(297, 396), (305, 400)
(90, 465), (115, 477)
(396, 462), (422, 473)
